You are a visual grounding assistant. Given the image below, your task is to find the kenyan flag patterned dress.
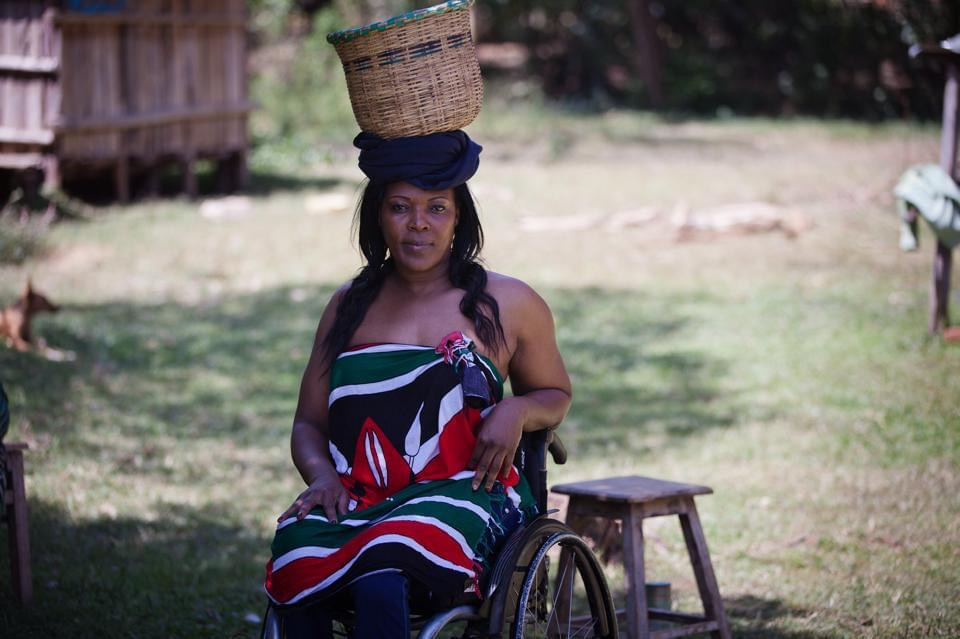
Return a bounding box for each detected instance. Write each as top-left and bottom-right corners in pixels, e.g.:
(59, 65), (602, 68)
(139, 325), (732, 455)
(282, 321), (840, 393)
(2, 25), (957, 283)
(265, 332), (537, 608)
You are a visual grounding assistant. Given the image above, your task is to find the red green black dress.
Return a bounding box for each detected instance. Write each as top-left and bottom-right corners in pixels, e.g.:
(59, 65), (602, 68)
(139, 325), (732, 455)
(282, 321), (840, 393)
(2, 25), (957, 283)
(265, 332), (537, 608)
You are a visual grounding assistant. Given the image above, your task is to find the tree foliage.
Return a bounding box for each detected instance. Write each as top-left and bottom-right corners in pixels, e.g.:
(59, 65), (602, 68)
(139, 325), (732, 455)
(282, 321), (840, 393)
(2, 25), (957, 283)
(247, 0), (960, 120)
(477, 0), (959, 119)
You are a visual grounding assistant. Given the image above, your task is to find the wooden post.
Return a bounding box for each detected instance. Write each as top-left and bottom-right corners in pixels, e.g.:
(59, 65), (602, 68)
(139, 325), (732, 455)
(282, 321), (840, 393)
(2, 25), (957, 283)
(182, 152), (197, 199)
(235, 149), (249, 191)
(4, 444), (33, 605)
(145, 158), (162, 198)
(114, 155), (129, 203)
(932, 61), (959, 334)
(41, 154), (60, 192)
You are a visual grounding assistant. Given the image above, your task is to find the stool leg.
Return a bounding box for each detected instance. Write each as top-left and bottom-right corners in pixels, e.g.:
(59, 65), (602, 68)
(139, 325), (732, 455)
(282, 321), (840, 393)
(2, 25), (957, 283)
(678, 500), (729, 639)
(560, 501), (589, 632)
(6, 450), (33, 604)
(622, 504), (649, 639)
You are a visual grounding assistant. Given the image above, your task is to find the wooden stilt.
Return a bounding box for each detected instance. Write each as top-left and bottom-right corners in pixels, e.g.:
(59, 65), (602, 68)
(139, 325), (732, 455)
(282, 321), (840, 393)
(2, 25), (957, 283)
(41, 155), (60, 192)
(145, 159), (162, 198)
(215, 153), (235, 193)
(115, 156), (130, 203)
(235, 150), (249, 191)
(182, 153), (197, 199)
(933, 61), (959, 333)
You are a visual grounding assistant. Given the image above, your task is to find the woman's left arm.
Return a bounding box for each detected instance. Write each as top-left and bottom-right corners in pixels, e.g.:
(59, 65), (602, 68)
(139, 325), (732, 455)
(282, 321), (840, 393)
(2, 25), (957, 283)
(469, 280), (572, 491)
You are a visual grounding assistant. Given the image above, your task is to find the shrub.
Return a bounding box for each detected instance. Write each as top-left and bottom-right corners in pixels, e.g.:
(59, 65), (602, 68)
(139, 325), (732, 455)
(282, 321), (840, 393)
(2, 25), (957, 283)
(0, 209), (52, 265)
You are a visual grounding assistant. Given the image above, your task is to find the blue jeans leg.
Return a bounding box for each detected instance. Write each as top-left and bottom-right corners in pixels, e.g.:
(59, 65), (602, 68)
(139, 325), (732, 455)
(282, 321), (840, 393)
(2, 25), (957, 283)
(349, 571), (410, 638)
(279, 603), (334, 639)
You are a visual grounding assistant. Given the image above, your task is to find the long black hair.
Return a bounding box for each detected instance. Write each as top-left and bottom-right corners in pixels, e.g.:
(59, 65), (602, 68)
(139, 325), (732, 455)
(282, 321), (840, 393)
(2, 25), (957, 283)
(321, 181), (506, 363)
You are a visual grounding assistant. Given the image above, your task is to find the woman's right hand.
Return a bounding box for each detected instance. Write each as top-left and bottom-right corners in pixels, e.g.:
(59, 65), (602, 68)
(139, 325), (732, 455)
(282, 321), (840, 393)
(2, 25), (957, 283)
(278, 466), (350, 524)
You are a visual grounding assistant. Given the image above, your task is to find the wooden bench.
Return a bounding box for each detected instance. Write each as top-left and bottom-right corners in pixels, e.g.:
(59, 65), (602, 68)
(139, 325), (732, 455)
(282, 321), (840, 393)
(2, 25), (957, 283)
(2, 443), (32, 604)
(551, 475), (730, 639)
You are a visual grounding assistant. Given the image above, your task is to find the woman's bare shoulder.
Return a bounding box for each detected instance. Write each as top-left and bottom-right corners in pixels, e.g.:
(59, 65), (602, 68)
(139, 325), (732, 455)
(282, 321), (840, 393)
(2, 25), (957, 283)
(484, 271), (551, 314)
(315, 280), (353, 331)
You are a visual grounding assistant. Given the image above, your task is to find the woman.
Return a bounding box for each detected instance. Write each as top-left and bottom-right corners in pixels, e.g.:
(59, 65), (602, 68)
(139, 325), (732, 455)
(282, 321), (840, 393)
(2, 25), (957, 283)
(265, 131), (571, 638)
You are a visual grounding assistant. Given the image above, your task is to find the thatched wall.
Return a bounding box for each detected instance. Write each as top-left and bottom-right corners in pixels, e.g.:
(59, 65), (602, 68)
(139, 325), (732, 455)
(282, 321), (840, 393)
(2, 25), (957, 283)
(0, 0), (249, 200)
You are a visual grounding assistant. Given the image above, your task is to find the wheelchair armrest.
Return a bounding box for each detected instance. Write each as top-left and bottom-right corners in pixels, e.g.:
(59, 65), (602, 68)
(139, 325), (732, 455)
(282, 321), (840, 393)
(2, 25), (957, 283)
(547, 431), (567, 465)
(515, 428), (568, 515)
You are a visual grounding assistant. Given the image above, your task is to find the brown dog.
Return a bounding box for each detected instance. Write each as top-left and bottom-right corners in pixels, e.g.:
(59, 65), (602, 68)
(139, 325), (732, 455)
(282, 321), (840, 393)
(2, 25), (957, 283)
(0, 281), (59, 351)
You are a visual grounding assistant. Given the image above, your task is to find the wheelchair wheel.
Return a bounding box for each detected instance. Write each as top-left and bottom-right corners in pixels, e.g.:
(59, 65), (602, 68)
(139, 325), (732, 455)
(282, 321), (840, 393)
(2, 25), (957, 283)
(489, 518), (617, 639)
(260, 604), (281, 639)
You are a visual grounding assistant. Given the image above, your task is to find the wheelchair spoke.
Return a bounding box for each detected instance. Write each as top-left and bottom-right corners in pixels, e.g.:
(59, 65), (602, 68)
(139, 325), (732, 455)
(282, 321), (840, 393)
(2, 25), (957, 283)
(511, 530), (618, 639)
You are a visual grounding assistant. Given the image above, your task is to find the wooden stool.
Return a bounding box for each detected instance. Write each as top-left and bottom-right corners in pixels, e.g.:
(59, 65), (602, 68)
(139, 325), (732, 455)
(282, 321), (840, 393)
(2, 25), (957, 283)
(552, 475), (730, 639)
(2, 443), (32, 604)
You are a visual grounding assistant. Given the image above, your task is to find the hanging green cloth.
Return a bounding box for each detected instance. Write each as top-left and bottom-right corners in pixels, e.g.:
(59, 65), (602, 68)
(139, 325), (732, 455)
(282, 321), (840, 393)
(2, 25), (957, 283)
(894, 164), (960, 251)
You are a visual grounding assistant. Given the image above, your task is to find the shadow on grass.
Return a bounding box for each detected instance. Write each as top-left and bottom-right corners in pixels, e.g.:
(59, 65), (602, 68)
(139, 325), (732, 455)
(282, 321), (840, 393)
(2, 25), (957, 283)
(245, 170), (346, 196)
(726, 594), (829, 638)
(52, 163), (348, 207)
(548, 286), (738, 458)
(0, 284), (338, 454)
(1, 284), (738, 459)
(0, 283), (741, 635)
(0, 500), (268, 638)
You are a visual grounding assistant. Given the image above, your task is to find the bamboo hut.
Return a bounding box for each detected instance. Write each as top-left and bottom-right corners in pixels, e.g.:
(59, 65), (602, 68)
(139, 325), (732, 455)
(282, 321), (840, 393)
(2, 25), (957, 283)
(0, 0), (250, 202)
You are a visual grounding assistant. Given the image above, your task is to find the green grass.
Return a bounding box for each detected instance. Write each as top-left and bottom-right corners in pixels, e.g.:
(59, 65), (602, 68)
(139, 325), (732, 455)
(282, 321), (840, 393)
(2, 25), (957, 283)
(1, 112), (958, 637)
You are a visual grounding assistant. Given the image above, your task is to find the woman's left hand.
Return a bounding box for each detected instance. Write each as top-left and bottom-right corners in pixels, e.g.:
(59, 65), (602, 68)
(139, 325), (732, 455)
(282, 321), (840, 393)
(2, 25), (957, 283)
(468, 397), (527, 491)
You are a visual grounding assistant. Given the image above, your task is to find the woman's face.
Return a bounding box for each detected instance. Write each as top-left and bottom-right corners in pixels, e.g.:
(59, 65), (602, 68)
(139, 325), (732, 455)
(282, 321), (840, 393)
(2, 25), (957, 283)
(380, 182), (459, 275)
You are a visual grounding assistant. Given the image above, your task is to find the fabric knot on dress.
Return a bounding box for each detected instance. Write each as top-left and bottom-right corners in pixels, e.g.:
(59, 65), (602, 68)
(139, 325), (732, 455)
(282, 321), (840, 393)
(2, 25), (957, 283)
(436, 331), (492, 409)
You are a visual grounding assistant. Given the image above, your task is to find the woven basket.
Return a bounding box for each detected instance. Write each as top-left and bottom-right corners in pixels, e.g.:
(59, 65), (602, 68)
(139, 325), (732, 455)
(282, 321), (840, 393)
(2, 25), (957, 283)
(327, 0), (482, 139)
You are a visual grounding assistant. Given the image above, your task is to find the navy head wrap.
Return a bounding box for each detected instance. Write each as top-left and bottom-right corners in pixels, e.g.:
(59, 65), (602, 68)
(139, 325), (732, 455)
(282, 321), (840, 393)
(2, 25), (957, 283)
(354, 130), (482, 190)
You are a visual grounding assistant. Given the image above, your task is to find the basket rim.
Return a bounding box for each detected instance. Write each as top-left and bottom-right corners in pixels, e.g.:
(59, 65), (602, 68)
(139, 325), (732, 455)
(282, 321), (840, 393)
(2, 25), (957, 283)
(326, 0), (473, 45)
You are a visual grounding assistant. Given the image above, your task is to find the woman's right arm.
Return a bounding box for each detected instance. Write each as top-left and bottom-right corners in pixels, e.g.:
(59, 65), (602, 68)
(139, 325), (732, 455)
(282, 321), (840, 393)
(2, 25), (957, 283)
(277, 288), (351, 524)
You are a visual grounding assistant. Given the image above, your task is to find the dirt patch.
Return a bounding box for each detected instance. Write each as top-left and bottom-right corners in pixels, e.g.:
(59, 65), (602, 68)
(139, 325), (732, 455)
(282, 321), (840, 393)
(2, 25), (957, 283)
(46, 244), (113, 272)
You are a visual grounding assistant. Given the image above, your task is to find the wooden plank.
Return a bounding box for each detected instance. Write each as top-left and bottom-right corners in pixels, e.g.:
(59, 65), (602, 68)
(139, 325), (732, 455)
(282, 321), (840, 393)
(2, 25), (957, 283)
(54, 102), (254, 133)
(0, 126), (54, 145)
(910, 43), (960, 62)
(169, 0), (184, 153)
(0, 152), (44, 169)
(0, 54), (58, 73)
(25, 73), (44, 135)
(14, 4), (31, 58)
(552, 475), (713, 503)
(565, 494), (629, 520)
(56, 13), (246, 29)
(650, 620), (721, 639)
(0, 76), (12, 129)
(648, 608), (709, 623)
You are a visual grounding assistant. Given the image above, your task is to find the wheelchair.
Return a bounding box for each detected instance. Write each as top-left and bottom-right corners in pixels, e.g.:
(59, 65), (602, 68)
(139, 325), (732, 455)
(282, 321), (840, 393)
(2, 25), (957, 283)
(261, 429), (619, 638)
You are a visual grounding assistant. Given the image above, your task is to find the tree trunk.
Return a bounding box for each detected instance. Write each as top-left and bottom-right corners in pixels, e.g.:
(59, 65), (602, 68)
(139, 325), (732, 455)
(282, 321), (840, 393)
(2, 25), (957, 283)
(626, 0), (664, 107)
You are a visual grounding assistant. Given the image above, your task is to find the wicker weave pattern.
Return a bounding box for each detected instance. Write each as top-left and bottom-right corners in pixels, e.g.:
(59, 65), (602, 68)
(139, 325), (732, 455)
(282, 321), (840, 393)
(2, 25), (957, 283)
(327, 0), (482, 139)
